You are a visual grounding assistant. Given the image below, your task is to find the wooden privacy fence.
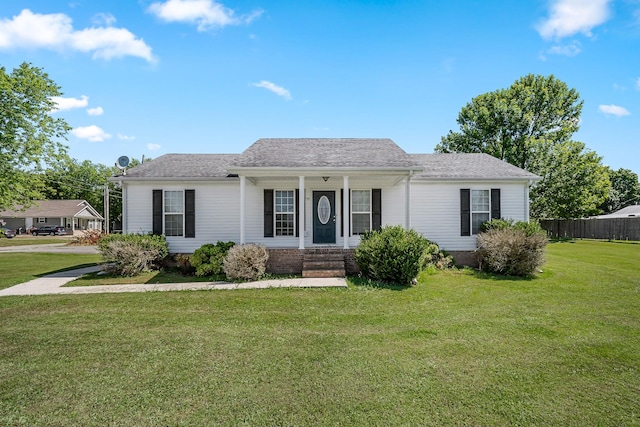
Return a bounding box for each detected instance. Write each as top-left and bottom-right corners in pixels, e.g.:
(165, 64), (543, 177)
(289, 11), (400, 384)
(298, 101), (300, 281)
(540, 218), (640, 241)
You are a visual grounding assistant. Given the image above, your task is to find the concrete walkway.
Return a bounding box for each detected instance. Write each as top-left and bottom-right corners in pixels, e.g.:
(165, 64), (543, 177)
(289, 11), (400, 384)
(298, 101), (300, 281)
(0, 266), (348, 297)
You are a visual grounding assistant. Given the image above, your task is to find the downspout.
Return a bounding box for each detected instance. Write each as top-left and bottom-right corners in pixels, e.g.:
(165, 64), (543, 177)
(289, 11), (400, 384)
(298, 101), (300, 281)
(405, 170), (414, 229)
(525, 179), (532, 222)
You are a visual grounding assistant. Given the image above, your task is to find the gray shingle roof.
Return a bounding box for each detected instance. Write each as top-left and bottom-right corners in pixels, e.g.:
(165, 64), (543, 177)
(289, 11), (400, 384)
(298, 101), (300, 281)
(596, 205), (640, 218)
(0, 200), (103, 219)
(230, 138), (422, 169)
(121, 154), (237, 178)
(411, 153), (541, 180)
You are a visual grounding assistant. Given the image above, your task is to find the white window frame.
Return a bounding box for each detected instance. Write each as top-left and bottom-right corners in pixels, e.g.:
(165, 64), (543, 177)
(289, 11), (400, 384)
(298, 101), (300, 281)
(164, 190), (184, 237)
(471, 189), (490, 235)
(275, 190), (295, 237)
(351, 189), (371, 235)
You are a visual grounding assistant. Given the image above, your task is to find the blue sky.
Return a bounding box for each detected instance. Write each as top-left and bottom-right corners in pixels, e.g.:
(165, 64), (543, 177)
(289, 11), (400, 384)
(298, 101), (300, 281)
(1, 0), (638, 174)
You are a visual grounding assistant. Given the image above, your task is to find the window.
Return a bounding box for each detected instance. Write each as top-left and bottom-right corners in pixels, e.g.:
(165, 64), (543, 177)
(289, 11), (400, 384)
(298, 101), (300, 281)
(352, 190), (371, 235)
(38, 217), (46, 223)
(164, 191), (184, 236)
(275, 190), (295, 236)
(471, 190), (490, 234)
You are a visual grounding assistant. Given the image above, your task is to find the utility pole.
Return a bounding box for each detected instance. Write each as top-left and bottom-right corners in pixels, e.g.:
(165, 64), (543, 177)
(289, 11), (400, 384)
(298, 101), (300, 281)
(104, 184), (110, 234)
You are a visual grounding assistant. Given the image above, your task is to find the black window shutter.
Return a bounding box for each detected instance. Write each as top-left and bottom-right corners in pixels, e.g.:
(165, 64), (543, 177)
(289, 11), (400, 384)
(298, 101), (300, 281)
(460, 189), (471, 236)
(491, 188), (501, 220)
(264, 189), (274, 238)
(372, 189), (382, 231)
(152, 190), (163, 235)
(185, 189), (195, 238)
(295, 189), (300, 237)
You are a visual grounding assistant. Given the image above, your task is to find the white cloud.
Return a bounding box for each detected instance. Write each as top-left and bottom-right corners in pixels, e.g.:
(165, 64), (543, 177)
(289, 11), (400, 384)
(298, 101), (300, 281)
(547, 41), (581, 56)
(147, 143), (161, 151)
(537, 0), (612, 40)
(0, 9), (155, 62)
(71, 125), (112, 142)
(598, 104), (631, 116)
(87, 106), (104, 116)
(51, 95), (88, 111)
(148, 0), (262, 31)
(92, 12), (116, 26)
(117, 133), (136, 140)
(252, 80), (292, 100)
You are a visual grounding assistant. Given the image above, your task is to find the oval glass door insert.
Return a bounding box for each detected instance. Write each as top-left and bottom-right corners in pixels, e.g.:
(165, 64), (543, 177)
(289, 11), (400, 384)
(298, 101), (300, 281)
(317, 195), (331, 224)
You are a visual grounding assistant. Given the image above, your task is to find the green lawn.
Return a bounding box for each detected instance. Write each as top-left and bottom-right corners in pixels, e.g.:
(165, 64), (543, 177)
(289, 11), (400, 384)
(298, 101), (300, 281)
(0, 240), (639, 426)
(0, 253), (102, 290)
(0, 236), (70, 247)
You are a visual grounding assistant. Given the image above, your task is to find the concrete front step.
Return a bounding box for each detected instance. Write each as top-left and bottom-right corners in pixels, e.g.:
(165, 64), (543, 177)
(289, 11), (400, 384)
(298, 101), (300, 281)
(302, 268), (346, 278)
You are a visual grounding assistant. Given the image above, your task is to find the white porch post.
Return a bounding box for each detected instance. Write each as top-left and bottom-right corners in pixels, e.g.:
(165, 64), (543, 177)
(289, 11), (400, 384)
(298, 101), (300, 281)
(343, 176), (350, 249)
(299, 176), (305, 249)
(405, 173), (412, 229)
(240, 176), (246, 244)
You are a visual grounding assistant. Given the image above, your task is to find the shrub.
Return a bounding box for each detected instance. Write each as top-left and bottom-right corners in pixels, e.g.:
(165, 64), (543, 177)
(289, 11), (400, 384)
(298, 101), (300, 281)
(476, 220), (547, 276)
(190, 241), (235, 277)
(355, 225), (447, 286)
(97, 233), (169, 276)
(70, 229), (103, 245)
(223, 244), (269, 281)
(175, 254), (195, 276)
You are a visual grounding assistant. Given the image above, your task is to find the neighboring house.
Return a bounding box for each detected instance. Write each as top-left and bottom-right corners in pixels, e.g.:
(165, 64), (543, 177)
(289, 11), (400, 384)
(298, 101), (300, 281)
(0, 200), (104, 234)
(113, 138), (540, 274)
(595, 204), (640, 219)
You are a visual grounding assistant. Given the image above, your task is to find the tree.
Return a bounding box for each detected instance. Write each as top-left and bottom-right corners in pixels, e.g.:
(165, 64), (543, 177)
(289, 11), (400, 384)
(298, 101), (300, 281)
(0, 62), (70, 210)
(599, 168), (640, 213)
(529, 141), (610, 219)
(41, 156), (113, 213)
(436, 74), (583, 170)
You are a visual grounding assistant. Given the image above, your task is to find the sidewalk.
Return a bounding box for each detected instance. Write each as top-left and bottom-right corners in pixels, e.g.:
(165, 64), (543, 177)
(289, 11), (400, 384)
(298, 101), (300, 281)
(0, 266), (348, 297)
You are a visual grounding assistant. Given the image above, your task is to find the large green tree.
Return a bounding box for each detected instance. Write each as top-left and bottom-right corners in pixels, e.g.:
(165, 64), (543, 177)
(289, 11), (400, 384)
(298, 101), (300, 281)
(529, 141), (610, 219)
(41, 156), (113, 214)
(436, 74), (583, 170)
(599, 168), (640, 213)
(0, 62), (70, 210)
(435, 74), (614, 219)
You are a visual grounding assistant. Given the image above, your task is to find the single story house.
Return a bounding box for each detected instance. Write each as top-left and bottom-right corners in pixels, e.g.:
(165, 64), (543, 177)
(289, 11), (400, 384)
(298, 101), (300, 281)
(0, 199), (104, 234)
(112, 138), (540, 275)
(594, 204), (640, 219)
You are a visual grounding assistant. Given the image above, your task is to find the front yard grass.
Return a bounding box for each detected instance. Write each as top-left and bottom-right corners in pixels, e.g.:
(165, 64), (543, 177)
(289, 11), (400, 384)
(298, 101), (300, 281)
(0, 236), (70, 247)
(0, 239), (638, 426)
(0, 253), (101, 290)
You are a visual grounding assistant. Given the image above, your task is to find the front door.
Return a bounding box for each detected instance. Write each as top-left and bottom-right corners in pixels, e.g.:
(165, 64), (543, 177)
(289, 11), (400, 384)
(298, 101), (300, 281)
(313, 191), (336, 244)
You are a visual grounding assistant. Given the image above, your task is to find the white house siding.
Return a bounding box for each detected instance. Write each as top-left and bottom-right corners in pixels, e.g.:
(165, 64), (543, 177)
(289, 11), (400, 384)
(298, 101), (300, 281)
(410, 181), (529, 251)
(123, 178), (529, 254)
(124, 181), (241, 254)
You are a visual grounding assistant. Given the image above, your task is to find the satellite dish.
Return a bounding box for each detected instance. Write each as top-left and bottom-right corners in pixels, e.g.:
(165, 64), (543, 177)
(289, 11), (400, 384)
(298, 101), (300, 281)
(115, 156), (130, 175)
(117, 156), (130, 168)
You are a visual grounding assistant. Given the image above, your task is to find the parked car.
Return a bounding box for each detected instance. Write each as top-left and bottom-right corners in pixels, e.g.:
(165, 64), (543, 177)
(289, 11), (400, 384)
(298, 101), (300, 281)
(31, 226), (68, 236)
(0, 227), (16, 238)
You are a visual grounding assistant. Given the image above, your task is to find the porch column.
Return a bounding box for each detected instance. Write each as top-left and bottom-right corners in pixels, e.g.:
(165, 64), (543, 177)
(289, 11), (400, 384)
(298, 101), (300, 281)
(343, 176), (350, 249)
(299, 176), (305, 249)
(405, 174), (412, 229)
(240, 176), (246, 244)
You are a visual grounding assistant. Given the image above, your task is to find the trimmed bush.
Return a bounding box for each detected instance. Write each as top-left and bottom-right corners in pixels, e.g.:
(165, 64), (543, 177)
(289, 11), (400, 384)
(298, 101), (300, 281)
(190, 241), (235, 277)
(70, 229), (103, 246)
(355, 225), (448, 286)
(476, 220), (547, 276)
(97, 233), (169, 276)
(223, 244), (269, 281)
